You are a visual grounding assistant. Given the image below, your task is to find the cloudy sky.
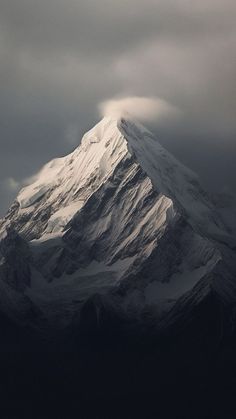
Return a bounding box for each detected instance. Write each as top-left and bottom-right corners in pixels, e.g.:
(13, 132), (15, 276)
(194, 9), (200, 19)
(0, 0), (236, 215)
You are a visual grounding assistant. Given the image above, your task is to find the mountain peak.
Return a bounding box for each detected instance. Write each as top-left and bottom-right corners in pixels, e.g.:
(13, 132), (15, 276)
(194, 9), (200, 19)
(0, 112), (235, 331)
(2, 115), (232, 248)
(80, 114), (144, 148)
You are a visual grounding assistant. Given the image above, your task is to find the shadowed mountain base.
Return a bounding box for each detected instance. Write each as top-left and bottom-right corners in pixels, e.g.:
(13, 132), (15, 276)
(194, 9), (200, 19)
(0, 292), (236, 419)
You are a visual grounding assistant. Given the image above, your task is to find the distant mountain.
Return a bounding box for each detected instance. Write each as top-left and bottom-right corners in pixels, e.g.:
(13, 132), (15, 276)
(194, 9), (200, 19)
(0, 115), (235, 335)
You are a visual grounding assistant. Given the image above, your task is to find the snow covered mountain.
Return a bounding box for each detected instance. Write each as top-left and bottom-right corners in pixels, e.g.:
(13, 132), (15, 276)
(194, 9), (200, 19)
(0, 115), (235, 333)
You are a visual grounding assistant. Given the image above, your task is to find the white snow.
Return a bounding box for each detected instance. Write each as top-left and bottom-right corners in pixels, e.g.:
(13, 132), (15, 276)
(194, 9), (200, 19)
(145, 266), (208, 304)
(111, 195), (175, 261)
(30, 232), (62, 248)
(45, 201), (84, 234)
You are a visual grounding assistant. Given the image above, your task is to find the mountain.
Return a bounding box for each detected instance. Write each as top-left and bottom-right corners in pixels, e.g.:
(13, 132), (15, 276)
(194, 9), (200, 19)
(0, 115), (235, 334)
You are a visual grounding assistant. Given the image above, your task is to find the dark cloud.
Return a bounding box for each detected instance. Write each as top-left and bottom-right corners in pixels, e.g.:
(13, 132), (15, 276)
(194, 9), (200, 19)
(0, 0), (236, 214)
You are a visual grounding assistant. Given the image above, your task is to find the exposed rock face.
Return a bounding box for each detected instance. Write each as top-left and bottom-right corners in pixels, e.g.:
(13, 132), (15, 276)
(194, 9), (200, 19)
(0, 228), (31, 291)
(0, 116), (235, 333)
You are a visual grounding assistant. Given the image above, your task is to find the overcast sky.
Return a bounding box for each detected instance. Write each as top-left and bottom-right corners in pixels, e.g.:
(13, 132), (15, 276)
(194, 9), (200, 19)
(0, 0), (236, 215)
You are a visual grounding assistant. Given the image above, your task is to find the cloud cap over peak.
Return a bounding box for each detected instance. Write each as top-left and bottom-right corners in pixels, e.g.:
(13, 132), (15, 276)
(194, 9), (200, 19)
(98, 96), (179, 122)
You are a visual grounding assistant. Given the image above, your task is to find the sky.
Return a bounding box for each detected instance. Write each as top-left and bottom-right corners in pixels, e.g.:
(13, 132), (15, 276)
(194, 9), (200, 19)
(0, 0), (236, 215)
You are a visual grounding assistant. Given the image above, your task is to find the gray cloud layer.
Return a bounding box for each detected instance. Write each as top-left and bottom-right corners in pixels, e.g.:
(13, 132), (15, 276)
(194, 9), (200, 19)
(0, 0), (236, 214)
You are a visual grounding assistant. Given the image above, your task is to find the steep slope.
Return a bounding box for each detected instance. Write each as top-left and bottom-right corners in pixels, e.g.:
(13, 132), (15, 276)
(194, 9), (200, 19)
(0, 116), (234, 330)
